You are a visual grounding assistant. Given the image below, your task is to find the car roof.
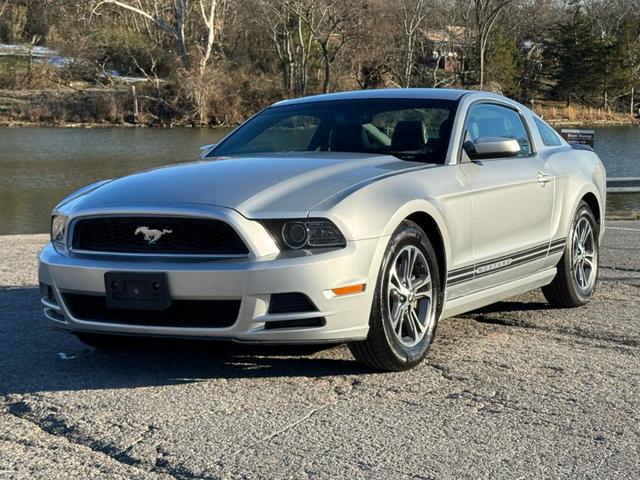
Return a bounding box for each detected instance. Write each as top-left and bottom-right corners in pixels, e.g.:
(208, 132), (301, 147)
(273, 88), (470, 107)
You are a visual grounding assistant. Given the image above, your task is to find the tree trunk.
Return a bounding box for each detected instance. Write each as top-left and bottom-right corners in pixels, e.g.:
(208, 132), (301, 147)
(175, 0), (190, 69)
(602, 65), (608, 109)
(321, 45), (330, 93)
(132, 85), (139, 123)
(323, 60), (330, 93)
(479, 42), (484, 90)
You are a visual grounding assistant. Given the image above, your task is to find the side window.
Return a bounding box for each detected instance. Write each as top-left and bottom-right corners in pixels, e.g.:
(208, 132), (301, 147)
(465, 104), (532, 156)
(534, 117), (562, 147)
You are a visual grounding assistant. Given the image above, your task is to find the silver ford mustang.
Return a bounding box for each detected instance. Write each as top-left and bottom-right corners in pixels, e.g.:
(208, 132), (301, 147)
(39, 89), (606, 371)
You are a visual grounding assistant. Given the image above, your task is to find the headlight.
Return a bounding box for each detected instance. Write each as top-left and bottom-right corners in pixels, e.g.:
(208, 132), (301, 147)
(263, 219), (346, 250)
(51, 215), (68, 252)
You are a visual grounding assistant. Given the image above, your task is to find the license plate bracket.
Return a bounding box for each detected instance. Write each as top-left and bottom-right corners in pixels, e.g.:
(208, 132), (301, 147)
(104, 272), (171, 311)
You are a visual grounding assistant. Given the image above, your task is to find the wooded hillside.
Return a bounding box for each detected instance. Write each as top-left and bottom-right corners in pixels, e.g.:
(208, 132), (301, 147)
(1, 0), (639, 126)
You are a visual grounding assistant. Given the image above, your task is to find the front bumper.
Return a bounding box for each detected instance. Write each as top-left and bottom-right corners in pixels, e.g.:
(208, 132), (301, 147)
(38, 236), (384, 344)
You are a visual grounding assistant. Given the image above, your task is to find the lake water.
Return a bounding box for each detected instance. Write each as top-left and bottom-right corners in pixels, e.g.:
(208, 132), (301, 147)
(0, 125), (638, 235)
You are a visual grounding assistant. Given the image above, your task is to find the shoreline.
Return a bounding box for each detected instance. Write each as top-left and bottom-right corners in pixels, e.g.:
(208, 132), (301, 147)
(1, 119), (638, 129)
(1, 89), (638, 129)
(0, 121), (233, 129)
(546, 119), (640, 127)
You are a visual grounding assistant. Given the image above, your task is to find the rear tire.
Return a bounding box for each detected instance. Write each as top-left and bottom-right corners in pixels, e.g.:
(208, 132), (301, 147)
(542, 201), (599, 307)
(348, 220), (443, 371)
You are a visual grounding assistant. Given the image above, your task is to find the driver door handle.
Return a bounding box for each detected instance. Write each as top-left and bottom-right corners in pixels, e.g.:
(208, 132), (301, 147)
(537, 171), (552, 185)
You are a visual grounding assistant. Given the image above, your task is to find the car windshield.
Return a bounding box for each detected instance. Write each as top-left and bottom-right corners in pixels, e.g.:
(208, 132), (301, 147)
(210, 98), (457, 164)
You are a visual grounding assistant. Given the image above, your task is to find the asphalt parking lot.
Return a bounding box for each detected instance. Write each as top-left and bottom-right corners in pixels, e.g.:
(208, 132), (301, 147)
(1, 222), (638, 479)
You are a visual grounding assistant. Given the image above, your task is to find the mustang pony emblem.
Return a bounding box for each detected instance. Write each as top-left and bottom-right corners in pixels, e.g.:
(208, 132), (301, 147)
(134, 226), (172, 244)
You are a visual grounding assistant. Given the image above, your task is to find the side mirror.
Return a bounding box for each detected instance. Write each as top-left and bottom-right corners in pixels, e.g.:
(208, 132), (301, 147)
(199, 143), (217, 159)
(463, 137), (521, 160)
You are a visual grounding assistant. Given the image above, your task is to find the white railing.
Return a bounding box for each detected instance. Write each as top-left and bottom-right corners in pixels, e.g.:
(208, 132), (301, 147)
(607, 177), (640, 193)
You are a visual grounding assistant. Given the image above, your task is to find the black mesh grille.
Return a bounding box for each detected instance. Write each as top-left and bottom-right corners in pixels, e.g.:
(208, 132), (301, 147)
(268, 293), (317, 314)
(72, 217), (248, 255)
(264, 318), (325, 329)
(63, 293), (240, 328)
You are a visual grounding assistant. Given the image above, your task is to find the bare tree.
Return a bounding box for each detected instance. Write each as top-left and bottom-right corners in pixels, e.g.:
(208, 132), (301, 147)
(92, 0), (229, 124)
(93, 1), (191, 67)
(349, 0), (394, 89)
(259, 0), (364, 95)
(259, 0), (315, 96)
(584, 0), (633, 39)
(293, 0), (365, 93)
(0, 0), (10, 18)
(399, 0), (428, 87)
(425, 2), (469, 88)
(472, 0), (514, 89)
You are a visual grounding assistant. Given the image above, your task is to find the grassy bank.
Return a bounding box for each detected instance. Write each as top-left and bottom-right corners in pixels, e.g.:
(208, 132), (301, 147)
(532, 101), (639, 126)
(0, 87), (180, 127)
(1, 88), (639, 128)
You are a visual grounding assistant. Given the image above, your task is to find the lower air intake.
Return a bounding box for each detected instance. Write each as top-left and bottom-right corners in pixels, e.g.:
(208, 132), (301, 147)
(63, 293), (240, 328)
(268, 293), (317, 314)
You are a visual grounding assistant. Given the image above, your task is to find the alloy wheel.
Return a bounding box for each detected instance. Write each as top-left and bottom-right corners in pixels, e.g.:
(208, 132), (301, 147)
(387, 245), (435, 347)
(572, 216), (597, 294)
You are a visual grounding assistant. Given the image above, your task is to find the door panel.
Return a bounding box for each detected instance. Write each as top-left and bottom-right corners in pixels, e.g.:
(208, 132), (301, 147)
(460, 102), (555, 285)
(461, 157), (555, 262)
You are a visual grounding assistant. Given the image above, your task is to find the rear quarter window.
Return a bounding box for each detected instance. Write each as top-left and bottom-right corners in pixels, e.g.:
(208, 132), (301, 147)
(534, 117), (562, 147)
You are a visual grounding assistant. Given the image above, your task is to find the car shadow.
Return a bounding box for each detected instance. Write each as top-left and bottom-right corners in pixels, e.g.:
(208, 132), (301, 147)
(469, 300), (551, 314)
(0, 287), (370, 396)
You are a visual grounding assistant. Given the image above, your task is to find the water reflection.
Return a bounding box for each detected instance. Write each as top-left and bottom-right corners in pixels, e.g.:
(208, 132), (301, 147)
(0, 127), (230, 234)
(0, 125), (638, 235)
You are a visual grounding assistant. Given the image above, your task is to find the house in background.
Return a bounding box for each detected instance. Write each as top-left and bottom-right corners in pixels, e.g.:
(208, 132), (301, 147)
(423, 26), (466, 73)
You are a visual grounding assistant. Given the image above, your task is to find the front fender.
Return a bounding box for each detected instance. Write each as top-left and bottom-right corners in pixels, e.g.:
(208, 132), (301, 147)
(310, 166), (473, 285)
(378, 199), (452, 267)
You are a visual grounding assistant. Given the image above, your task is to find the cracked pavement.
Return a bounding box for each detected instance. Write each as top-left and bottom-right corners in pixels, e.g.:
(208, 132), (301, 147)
(0, 221), (638, 479)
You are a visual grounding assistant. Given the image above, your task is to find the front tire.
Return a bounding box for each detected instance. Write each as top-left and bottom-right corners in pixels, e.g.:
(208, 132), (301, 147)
(542, 201), (599, 307)
(348, 220), (443, 371)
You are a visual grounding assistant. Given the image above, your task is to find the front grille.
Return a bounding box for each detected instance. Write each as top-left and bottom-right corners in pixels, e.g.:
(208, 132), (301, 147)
(71, 217), (248, 255)
(268, 293), (317, 314)
(63, 293), (240, 328)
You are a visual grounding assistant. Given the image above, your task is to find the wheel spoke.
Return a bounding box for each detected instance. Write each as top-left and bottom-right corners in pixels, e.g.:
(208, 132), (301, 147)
(390, 264), (402, 291)
(394, 307), (405, 337)
(573, 253), (581, 268)
(414, 289), (432, 301)
(408, 247), (418, 276)
(404, 249), (415, 288)
(581, 222), (590, 244)
(390, 301), (402, 328)
(409, 308), (426, 336)
(583, 257), (595, 271)
(575, 265), (581, 286)
(579, 263), (587, 287)
(412, 273), (431, 292)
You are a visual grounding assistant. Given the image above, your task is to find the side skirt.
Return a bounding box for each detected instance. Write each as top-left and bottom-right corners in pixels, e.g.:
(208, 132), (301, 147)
(441, 267), (557, 319)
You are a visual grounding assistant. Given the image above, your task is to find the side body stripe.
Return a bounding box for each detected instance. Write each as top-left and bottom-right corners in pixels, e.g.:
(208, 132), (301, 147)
(447, 238), (566, 286)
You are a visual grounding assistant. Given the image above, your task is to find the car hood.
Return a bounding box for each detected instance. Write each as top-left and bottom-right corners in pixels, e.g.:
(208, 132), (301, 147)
(74, 152), (423, 217)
